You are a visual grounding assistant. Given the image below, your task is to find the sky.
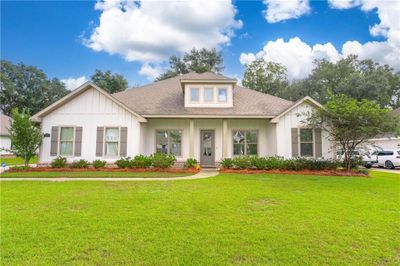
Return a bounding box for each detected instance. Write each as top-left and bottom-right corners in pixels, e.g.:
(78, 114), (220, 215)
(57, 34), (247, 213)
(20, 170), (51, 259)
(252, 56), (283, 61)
(1, 0), (399, 89)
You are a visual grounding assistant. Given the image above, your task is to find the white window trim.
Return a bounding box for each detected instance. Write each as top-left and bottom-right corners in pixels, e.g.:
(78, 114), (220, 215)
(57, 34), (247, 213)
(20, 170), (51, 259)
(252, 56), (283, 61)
(232, 129), (259, 156)
(155, 129), (183, 158)
(58, 126), (75, 157)
(298, 128), (316, 158)
(103, 127), (121, 158)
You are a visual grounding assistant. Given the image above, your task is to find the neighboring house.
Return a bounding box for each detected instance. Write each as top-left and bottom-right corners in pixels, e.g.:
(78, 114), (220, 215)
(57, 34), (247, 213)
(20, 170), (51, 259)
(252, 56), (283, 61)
(0, 114), (12, 155)
(366, 107), (400, 150)
(32, 72), (334, 166)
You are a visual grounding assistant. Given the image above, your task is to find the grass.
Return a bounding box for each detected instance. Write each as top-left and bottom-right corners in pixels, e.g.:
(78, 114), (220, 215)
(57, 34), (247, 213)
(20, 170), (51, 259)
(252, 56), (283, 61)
(1, 171), (399, 265)
(0, 156), (38, 166)
(0, 171), (191, 178)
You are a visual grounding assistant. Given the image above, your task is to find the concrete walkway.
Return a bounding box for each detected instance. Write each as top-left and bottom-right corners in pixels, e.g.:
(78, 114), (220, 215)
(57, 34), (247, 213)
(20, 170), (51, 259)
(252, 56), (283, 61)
(0, 170), (219, 182)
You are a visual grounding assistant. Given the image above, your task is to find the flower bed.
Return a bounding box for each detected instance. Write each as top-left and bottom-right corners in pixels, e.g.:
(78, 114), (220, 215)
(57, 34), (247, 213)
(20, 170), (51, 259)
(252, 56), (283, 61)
(7, 167), (199, 174)
(220, 168), (368, 177)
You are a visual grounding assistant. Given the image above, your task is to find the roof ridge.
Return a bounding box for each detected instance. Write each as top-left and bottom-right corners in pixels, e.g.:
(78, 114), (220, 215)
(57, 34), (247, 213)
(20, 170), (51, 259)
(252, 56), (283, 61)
(236, 85), (293, 104)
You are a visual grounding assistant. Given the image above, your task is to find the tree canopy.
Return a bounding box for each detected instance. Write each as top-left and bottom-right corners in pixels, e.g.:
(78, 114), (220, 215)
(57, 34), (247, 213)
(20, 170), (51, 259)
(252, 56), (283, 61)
(90, 69), (128, 94)
(0, 60), (68, 116)
(243, 55), (400, 109)
(6, 108), (43, 166)
(156, 48), (224, 81)
(304, 93), (400, 171)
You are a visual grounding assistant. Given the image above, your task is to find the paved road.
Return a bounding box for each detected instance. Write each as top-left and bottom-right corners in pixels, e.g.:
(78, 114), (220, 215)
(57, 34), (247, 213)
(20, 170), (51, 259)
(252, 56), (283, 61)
(371, 168), (400, 174)
(0, 170), (220, 181)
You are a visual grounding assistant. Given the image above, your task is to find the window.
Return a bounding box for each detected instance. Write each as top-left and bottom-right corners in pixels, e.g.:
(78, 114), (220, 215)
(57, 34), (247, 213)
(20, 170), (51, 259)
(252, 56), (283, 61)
(60, 127), (74, 156)
(156, 130), (182, 156)
(204, 88), (214, 103)
(218, 88), (227, 102)
(300, 128), (313, 157)
(233, 130), (258, 156)
(190, 88), (199, 102)
(105, 127), (119, 156)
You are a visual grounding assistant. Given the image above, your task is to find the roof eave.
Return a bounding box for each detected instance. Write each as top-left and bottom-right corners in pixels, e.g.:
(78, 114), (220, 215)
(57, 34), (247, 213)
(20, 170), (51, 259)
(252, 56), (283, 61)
(270, 96), (324, 123)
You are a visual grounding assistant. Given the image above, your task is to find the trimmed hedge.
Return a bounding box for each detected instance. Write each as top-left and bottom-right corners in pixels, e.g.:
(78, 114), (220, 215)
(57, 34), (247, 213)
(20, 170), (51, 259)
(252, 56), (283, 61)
(222, 156), (338, 171)
(51, 156), (67, 168)
(92, 160), (106, 169)
(70, 159), (89, 169)
(115, 153), (176, 169)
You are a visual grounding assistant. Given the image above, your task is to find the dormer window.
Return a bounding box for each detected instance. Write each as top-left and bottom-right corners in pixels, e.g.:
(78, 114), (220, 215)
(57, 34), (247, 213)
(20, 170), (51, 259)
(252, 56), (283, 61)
(204, 88), (214, 103)
(218, 88), (227, 103)
(190, 88), (199, 102)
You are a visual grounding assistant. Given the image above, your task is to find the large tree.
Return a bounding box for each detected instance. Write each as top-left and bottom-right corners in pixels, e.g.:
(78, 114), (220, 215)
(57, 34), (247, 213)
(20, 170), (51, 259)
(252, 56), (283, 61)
(0, 60), (68, 116)
(242, 60), (289, 97)
(6, 108), (43, 167)
(286, 55), (400, 108)
(156, 48), (224, 81)
(91, 69), (128, 94)
(305, 93), (400, 171)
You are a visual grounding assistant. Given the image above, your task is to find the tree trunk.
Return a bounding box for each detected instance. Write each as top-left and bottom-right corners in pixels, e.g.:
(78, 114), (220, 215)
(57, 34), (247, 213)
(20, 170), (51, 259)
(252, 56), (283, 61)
(24, 155), (29, 167)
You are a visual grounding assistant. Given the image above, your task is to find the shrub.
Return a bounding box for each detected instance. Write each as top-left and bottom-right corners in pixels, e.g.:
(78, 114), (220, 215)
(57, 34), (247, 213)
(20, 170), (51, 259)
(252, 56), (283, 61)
(10, 165), (30, 171)
(184, 158), (198, 169)
(249, 156), (268, 170)
(115, 157), (132, 168)
(232, 156), (252, 169)
(131, 155), (152, 168)
(150, 153), (176, 168)
(51, 156), (67, 168)
(70, 159), (89, 168)
(92, 159), (106, 169)
(220, 158), (234, 168)
(264, 156), (285, 170)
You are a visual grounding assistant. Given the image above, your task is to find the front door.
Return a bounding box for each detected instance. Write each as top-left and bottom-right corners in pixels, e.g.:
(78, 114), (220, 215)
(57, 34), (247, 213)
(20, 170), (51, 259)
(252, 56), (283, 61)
(200, 130), (215, 167)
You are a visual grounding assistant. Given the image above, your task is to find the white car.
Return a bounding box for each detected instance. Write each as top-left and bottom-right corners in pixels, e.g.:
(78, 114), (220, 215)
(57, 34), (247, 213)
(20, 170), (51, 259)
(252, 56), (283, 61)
(377, 150), (400, 169)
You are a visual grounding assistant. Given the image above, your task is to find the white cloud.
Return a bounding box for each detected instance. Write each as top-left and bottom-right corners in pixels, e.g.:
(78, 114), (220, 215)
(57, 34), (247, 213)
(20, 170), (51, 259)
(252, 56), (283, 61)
(328, 0), (360, 9)
(239, 53), (257, 65)
(139, 63), (161, 80)
(84, 0), (242, 64)
(263, 0), (310, 23)
(61, 76), (88, 90)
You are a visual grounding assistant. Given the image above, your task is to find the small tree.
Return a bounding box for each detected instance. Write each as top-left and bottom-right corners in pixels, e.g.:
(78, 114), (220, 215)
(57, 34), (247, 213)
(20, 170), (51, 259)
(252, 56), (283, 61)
(7, 108), (43, 166)
(305, 94), (400, 171)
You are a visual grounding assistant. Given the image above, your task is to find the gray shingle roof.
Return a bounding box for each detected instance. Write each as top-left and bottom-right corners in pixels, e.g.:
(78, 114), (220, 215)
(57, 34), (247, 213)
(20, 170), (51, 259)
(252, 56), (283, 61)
(113, 72), (293, 117)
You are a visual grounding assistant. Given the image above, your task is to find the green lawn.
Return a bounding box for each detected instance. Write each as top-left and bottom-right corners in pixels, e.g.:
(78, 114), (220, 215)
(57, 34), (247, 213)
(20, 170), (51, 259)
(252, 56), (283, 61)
(0, 171), (190, 178)
(0, 156), (38, 166)
(1, 171), (399, 265)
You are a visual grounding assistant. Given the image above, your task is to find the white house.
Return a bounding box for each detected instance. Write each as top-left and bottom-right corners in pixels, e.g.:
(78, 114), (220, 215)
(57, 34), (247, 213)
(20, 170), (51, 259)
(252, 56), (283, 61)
(32, 72), (334, 167)
(0, 114), (12, 156)
(366, 108), (400, 150)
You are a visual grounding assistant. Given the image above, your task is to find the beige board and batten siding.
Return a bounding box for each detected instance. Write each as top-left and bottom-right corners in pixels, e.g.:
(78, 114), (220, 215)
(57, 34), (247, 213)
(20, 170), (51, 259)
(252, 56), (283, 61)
(39, 87), (141, 163)
(275, 102), (334, 159)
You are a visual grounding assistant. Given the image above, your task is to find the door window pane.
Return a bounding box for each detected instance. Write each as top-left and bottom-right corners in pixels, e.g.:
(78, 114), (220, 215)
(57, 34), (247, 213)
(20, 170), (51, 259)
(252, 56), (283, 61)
(218, 88), (227, 102)
(105, 128), (119, 156)
(190, 88), (199, 102)
(60, 127), (73, 156)
(204, 88), (214, 102)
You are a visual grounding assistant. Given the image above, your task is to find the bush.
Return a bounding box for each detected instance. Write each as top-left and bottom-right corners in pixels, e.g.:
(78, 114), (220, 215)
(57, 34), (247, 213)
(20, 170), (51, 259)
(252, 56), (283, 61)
(232, 156), (252, 169)
(115, 157), (132, 168)
(249, 156), (268, 170)
(51, 156), (67, 168)
(131, 155), (152, 168)
(92, 159), (106, 169)
(220, 158), (234, 168)
(70, 159), (89, 168)
(10, 165), (30, 171)
(184, 158), (198, 169)
(150, 153), (176, 168)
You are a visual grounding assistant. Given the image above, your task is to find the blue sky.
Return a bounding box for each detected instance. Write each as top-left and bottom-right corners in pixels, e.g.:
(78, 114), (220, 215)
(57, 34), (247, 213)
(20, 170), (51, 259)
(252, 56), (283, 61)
(1, 0), (399, 89)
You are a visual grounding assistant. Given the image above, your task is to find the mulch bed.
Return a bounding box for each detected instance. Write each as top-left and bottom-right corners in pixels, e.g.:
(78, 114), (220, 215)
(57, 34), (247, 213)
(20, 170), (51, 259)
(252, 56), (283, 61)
(7, 167), (199, 174)
(220, 168), (368, 177)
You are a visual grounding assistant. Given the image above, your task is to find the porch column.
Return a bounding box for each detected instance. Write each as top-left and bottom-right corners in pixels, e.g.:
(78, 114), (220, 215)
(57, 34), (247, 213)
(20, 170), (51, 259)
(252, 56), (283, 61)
(189, 119), (194, 157)
(222, 119), (228, 158)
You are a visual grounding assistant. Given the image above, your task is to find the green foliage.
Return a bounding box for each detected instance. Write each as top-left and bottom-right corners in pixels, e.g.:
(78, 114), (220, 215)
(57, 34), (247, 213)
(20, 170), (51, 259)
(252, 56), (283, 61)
(91, 69), (128, 94)
(115, 157), (131, 169)
(69, 159), (89, 169)
(242, 60), (289, 97)
(6, 108), (43, 166)
(51, 156), (67, 168)
(9, 165), (31, 171)
(0, 60), (68, 116)
(131, 155), (152, 168)
(184, 158), (198, 169)
(150, 153), (176, 168)
(92, 160), (107, 169)
(156, 48), (224, 81)
(220, 158), (234, 168)
(305, 93), (400, 171)
(232, 156), (252, 169)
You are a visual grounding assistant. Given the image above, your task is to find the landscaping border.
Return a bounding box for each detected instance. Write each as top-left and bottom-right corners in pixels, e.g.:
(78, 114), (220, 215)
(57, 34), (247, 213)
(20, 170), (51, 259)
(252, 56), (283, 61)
(220, 168), (368, 177)
(6, 167), (199, 174)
